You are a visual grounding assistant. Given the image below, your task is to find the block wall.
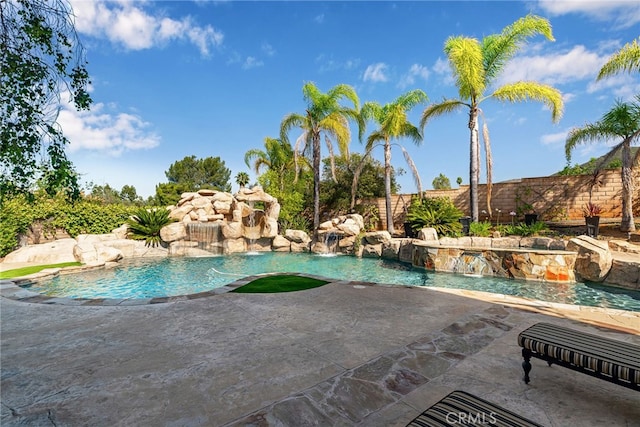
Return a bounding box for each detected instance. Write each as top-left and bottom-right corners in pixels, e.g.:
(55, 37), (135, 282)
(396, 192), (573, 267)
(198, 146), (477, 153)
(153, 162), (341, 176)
(367, 167), (640, 231)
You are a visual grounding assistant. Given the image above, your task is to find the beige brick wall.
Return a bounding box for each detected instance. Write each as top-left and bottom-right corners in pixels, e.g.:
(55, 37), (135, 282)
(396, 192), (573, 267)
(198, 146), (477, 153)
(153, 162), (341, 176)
(366, 167), (640, 231)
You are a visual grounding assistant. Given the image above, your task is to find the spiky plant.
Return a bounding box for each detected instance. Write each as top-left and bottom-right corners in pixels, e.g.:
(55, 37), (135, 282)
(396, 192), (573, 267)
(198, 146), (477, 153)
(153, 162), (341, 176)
(126, 208), (175, 247)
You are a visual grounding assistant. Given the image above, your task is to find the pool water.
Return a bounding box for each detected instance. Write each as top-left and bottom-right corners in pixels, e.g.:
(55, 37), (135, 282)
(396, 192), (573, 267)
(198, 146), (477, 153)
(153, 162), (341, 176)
(26, 252), (640, 311)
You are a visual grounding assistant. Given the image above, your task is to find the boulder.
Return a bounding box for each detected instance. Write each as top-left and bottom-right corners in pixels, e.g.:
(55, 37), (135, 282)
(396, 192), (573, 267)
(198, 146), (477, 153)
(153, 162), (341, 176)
(271, 235), (291, 252)
(73, 242), (99, 263)
(169, 205), (192, 222)
(213, 200), (231, 214)
(347, 214), (365, 230)
(160, 223), (187, 243)
(212, 192), (234, 203)
(566, 235), (613, 282)
(222, 222), (243, 239)
(224, 238), (246, 254)
(337, 222), (360, 236)
(112, 224), (129, 239)
(418, 228), (438, 241)
(191, 196), (211, 209)
(318, 220), (335, 230)
(3, 239), (78, 264)
(263, 218), (279, 239)
(284, 229), (311, 244)
(381, 240), (400, 260)
(96, 245), (124, 263)
(177, 193), (196, 206)
(363, 231), (391, 245)
(362, 243), (383, 257)
(265, 201), (280, 220)
(608, 240), (640, 254)
(290, 241), (310, 252)
(605, 252), (640, 291)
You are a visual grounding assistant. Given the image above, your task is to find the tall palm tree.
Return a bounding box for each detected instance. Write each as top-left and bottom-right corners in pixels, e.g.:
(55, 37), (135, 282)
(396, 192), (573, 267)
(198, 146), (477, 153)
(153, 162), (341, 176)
(360, 90), (428, 234)
(244, 137), (300, 192)
(597, 37), (640, 80)
(420, 14), (563, 221)
(566, 98), (640, 232)
(235, 171), (250, 189)
(280, 82), (363, 232)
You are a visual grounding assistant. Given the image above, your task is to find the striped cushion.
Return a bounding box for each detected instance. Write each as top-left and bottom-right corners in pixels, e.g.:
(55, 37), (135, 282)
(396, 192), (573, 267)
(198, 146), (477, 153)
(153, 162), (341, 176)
(518, 322), (640, 386)
(406, 390), (543, 427)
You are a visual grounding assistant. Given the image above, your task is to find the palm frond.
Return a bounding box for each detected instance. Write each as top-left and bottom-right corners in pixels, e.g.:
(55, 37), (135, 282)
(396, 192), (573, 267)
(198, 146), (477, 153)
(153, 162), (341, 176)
(324, 135), (338, 183)
(491, 81), (564, 123)
(482, 121), (493, 215)
(327, 83), (361, 111)
(565, 124), (614, 162)
(597, 38), (640, 80)
(321, 113), (351, 157)
(419, 99), (467, 130)
(566, 98), (640, 161)
(444, 36), (485, 99)
(483, 14), (553, 83)
(400, 146), (423, 196)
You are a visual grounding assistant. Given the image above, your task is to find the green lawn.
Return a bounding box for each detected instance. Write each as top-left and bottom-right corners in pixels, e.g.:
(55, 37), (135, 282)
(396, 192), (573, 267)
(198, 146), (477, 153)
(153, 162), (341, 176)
(231, 274), (329, 293)
(0, 262), (82, 279)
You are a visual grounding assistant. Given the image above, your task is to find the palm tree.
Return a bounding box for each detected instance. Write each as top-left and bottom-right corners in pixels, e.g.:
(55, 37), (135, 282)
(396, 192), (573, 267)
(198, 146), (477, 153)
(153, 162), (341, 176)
(360, 90), (428, 234)
(244, 137), (300, 192)
(280, 82), (363, 232)
(420, 14), (563, 221)
(597, 38), (640, 80)
(566, 98), (640, 232)
(235, 171), (250, 189)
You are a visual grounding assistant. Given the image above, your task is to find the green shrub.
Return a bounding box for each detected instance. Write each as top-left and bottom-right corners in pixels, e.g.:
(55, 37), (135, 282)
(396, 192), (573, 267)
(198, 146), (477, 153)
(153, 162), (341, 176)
(406, 196), (463, 237)
(499, 221), (547, 237)
(469, 221), (492, 237)
(126, 208), (175, 247)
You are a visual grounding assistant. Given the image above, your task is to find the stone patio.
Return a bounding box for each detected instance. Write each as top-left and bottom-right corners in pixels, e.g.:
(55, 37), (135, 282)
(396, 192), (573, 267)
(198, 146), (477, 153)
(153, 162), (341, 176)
(1, 280), (639, 426)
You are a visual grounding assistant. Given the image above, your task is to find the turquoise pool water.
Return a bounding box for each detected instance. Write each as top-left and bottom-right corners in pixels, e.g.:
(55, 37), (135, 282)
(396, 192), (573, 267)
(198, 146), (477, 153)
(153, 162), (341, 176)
(26, 252), (640, 311)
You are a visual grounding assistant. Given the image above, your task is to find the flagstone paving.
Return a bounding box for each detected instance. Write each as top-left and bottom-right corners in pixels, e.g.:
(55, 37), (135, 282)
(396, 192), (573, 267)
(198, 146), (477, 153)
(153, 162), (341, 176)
(1, 280), (638, 426)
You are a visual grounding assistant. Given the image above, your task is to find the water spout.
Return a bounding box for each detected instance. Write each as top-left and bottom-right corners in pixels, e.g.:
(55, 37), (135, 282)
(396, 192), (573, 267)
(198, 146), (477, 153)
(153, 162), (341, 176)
(186, 222), (223, 255)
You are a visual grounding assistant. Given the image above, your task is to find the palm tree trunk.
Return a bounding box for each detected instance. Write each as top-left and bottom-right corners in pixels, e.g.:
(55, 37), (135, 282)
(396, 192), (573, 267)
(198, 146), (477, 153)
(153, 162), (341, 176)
(468, 107), (480, 222)
(312, 132), (321, 234)
(620, 139), (636, 232)
(384, 139), (394, 234)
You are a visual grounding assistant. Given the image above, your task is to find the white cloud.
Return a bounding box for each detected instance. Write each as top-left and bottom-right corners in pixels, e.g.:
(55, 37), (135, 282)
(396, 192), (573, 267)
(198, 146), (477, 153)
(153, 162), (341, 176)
(315, 54), (361, 73)
(540, 130), (568, 146)
(315, 14), (325, 24)
(70, 0), (223, 55)
(59, 92), (160, 156)
(536, 0), (640, 28)
(262, 42), (276, 56)
(499, 45), (605, 86)
(363, 63), (389, 83)
(397, 64), (430, 89)
(242, 56), (264, 70)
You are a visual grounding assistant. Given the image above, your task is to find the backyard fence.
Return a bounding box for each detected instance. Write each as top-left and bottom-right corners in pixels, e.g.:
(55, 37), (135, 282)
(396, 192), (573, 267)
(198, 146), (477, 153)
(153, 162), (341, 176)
(366, 167), (640, 231)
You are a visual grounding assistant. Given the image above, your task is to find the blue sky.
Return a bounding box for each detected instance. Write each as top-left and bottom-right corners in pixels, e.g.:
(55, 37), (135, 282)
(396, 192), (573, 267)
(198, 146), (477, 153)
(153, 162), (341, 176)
(61, 1), (640, 198)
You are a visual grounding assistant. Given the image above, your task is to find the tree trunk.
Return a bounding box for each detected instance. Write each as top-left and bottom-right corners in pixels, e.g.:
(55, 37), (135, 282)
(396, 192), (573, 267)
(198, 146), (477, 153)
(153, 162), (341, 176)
(620, 139), (636, 232)
(312, 132), (321, 234)
(468, 107), (480, 222)
(384, 139), (394, 234)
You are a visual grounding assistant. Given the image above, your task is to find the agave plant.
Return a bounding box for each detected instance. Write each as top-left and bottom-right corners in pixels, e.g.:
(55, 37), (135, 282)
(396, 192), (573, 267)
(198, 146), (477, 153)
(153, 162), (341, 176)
(126, 208), (175, 247)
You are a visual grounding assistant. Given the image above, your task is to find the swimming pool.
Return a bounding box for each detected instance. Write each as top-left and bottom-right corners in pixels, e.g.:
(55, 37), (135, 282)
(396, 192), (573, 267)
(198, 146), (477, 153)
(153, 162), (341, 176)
(25, 252), (640, 311)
